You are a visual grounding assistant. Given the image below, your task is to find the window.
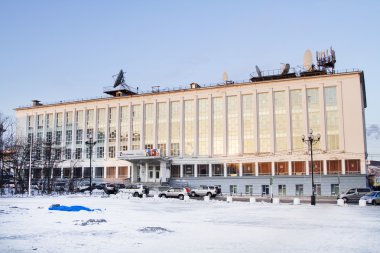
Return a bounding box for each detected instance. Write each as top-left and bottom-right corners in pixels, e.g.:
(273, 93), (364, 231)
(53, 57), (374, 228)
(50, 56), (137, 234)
(292, 161), (306, 175)
(54, 149), (61, 160)
(118, 166), (129, 178)
(170, 101), (180, 156)
(262, 185), (270, 196)
(295, 184), (304, 196)
(230, 185), (237, 195)
(83, 167), (91, 178)
(106, 167), (116, 178)
(95, 167), (104, 178)
(275, 162), (288, 175)
(242, 163), (255, 176)
(73, 167), (82, 178)
(227, 96), (238, 154)
(245, 185), (253, 195)
(97, 147), (104, 158)
(131, 105), (141, 150)
(258, 93), (270, 152)
(197, 164), (209, 177)
(227, 163), (239, 176)
(171, 165), (180, 178)
(278, 185), (287, 196)
(290, 90), (303, 150)
(212, 164), (224, 176)
(65, 148), (71, 160)
(325, 86), (339, 150)
(157, 102), (167, 157)
(242, 94), (254, 153)
(63, 168), (71, 178)
(213, 97), (224, 155)
(108, 146), (115, 158)
(258, 162), (271, 175)
(183, 164), (194, 177)
(331, 184), (339, 196)
(53, 168), (61, 178)
(75, 148), (82, 159)
(198, 99), (209, 156)
(274, 91), (287, 152)
(307, 88), (321, 150)
(66, 130), (72, 145)
(46, 132), (52, 143)
(55, 131), (62, 145)
(184, 100), (195, 156)
(345, 159), (360, 174)
(76, 129), (83, 144)
(309, 160), (323, 174)
(327, 160), (342, 174)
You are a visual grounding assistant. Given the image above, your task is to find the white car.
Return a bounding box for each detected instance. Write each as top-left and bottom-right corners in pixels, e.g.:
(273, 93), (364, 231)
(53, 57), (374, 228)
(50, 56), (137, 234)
(190, 185), (218, 197)
(119, 184), (149, 197)
(159, 187), (190, 200)
(360, 191), (380, 205)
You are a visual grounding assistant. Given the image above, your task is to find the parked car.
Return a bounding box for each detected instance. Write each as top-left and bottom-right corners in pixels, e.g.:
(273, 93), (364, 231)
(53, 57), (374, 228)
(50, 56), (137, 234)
(360, 191), (380, 205)
(78, 182), (91, 192)
(53, 182), (66, 192)
(119, 184), (149, 197)
(114, 183), (126, 193)
(190, 185), (218, 197)
(337, 188), (371, 203)
(159, 187), (190, 200)
(104, 183), (116, 194)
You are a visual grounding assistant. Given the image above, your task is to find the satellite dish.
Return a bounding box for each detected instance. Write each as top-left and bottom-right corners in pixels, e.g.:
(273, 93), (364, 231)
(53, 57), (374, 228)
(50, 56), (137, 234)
(303, 49), (313, 71)
(281, 63), (290, 75)
(255, 65), (262, 77)
(113, 69), (125, 88)
(223, 72), (228, 82)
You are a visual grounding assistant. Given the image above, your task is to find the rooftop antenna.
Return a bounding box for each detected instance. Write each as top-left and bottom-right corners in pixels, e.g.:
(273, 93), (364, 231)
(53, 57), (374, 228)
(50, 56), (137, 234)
(113, 69), (125, 88)
(255, 65), (262, 77)
(303, 49), (313, 71)
(280, 63), (290, 75)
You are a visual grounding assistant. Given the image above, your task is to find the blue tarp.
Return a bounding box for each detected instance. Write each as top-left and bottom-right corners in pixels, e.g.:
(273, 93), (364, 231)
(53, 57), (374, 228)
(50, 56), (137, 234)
(48, 205), (94, 212)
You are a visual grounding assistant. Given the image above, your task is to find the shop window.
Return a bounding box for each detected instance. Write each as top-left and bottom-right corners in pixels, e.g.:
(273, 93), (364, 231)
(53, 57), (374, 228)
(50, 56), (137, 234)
(171, 165), (180, 178)
(95, 167), (104, 178)
(309, 160), (323, 174)
(292, 161), (305, 175)
(73, 167), (82, 178)
(183, 164), (194, 177)
(327, 160), (342, 174)
(118, 166), (129, 178)
(258, 162), (271, 175)
(345, 159), (360, 174)
(106, 167), (116, 178)
(275, 162), (288, 175)
(212, 164), (224, 176)
(197, 164), (209, 177)
(227, 163), (239, 176)
(243, 163), (255, 176)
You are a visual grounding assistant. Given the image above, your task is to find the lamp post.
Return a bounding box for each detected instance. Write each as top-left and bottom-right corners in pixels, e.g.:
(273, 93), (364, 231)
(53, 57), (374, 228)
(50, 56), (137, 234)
(0, 124), (6, 196)
(302, 129), (321, 206)
(85, 135), (96, 195)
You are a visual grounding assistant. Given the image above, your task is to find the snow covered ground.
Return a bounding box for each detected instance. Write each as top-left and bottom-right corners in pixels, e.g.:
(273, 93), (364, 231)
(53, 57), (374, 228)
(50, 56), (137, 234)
(0, 195), (379, 253)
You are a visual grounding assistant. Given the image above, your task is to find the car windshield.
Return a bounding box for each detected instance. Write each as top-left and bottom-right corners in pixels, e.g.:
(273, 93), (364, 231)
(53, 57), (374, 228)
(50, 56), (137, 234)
(365, 192), (377, 196)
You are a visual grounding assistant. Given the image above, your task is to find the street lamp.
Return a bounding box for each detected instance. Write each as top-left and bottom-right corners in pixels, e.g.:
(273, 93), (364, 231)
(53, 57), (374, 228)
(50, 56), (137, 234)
(302, 129), (321, 206)
(0, 123), (6, 196)
(85, 135), (96, 195)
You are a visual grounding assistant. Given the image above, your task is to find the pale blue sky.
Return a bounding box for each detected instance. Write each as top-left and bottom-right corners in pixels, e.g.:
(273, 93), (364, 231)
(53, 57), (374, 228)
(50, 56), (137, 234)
(1, 0), (379, 156)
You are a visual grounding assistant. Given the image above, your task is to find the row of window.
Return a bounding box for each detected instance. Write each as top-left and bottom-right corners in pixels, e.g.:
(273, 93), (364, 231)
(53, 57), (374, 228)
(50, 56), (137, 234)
(230, 183), (340, 196)
(27, 86), (339, 157)
(171, 159), (361, 177)
(32, 166), (129, 179)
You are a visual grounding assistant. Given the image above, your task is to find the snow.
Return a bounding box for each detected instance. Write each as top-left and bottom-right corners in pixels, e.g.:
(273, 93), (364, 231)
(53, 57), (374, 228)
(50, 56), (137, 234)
(0, 195), (379, 253)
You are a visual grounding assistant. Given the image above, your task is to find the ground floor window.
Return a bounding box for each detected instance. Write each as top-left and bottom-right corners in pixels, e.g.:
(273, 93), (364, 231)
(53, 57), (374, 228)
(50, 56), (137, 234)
(292, 161), (306, 175)
(118, 166), (128, 178)
(53, 168), (61, 178)
(63, 168), (71, 178)
(83, 167), (91, 178)
(242, 163), (255, 176)
(183, 164), (194, 177)
(345, 159), (360, 174)
(258, 162), (271, 175)
(278, 184), (286, 196)
(331, 184), (340, 196)
(262, 185), (269, 196)
(245, 185), (253, 195)
(227, 163), (239, 176)
(230, 185), (237, 194)
(95, 167), (104, 178)
(106, 167), (116, 178)
(73, 167), (82, 178)
(295, 184), (304, 196)
(33, 169), (41, 179)
(212, 164), (224, 176)
(275, 162), (288, 175)
(327, 160), (342, 174)
(198, 164), (209, 177)
(171, 165), (180, 177)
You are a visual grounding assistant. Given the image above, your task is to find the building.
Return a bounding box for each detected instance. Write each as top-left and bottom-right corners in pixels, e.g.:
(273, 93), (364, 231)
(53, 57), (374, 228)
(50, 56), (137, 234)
(15, 68), (368, 196)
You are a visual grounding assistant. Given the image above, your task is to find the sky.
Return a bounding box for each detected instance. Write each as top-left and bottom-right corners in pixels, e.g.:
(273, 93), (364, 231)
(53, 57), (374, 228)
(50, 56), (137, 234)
(1, 0), (380, 155)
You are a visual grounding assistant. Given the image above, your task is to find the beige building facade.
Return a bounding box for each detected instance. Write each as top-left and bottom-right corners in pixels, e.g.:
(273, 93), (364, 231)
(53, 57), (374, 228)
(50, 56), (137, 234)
(15, 70), (368, 196)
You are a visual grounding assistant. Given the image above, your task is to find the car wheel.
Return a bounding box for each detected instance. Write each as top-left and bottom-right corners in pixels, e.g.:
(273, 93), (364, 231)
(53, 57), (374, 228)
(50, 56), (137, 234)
(191, 192), (196, 197)
(161, 194), (167, 198)
(178, 194), (184, 200)
(207, 192), (212, 197)
(133, 192), (139, 197)
(342, 197), (348, 203)
(372, 200), (377, 206)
